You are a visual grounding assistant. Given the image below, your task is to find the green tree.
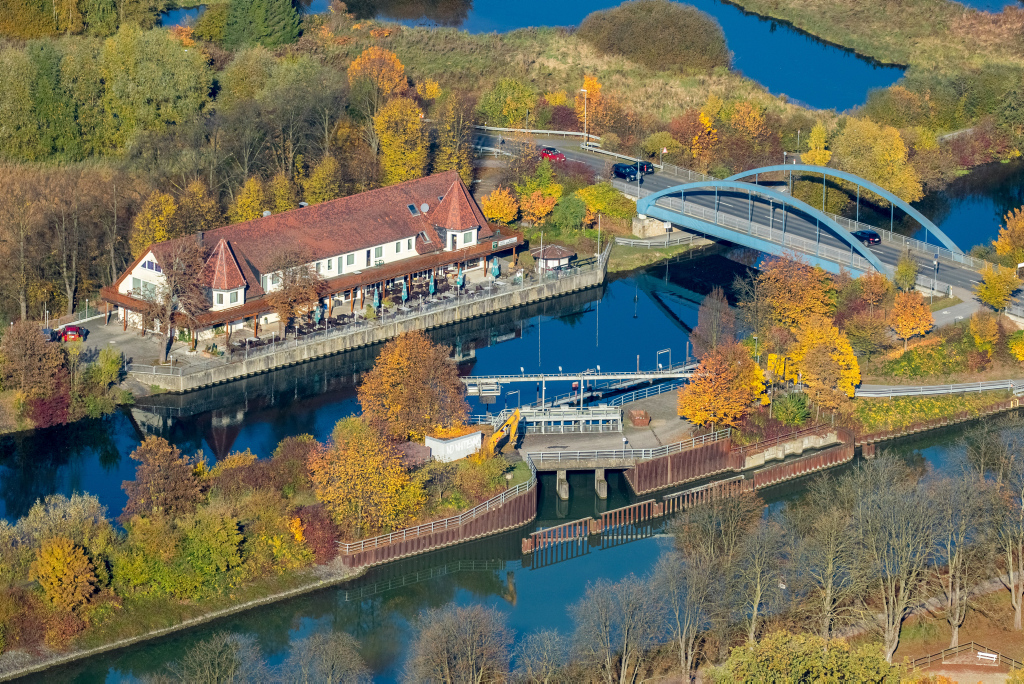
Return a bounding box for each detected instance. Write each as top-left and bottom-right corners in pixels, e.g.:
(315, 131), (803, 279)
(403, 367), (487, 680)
(27, 41), (82, 161)
(433, 96), (474, 184)
(550, 194), (586, 232)
(998, 85), (1024, 150)
(182, 508), (242, 577)
(641, 131), (682, 159)
(0, 47), (42, 160)
(194, 4), (229, 44)
(893, 252), (918, 292)
(224, 0), (300, 49)
(477, 78), (534, 128)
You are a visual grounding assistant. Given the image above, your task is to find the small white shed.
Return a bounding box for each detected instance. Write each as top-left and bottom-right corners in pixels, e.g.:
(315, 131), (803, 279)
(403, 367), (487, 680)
(531, 245), (576, 270)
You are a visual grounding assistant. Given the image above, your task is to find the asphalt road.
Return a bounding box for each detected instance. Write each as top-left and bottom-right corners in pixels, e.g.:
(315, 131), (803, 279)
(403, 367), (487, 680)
(476, 133), (981, 291)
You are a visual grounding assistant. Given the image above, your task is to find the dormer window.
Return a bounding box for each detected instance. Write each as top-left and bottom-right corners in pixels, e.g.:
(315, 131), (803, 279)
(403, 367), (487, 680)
(142, 260), (162, 273)
(408, 204), (420, 216)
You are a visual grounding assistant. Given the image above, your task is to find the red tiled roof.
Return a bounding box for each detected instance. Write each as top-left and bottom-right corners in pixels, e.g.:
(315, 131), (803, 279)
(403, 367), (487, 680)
(203, 239), (247, 291)
(532, 245), (576, 259)
(432, 178), (489, 235)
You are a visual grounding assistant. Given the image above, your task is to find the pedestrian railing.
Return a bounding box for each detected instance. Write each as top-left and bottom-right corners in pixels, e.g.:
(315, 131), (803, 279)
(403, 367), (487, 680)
(126, 363), (185, 376)
(526, 428), (730, 464)
(606, 380), (685, 406)
(614, 234), (704, 248)
(855, 380), (1021, 398)
(337, 456), (538, 555)
(909, 642), (1022, 670)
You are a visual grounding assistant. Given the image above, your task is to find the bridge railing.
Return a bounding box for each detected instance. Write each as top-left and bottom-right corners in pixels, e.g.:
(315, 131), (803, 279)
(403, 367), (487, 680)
(527, 428), (730, 464)
(614, 234), (705, 248)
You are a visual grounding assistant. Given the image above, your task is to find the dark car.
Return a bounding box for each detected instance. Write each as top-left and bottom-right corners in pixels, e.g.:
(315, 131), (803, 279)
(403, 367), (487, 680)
(632, 161), (655, 175)
(852, 229), (881, 246)
(611, 163), (639, 182)
(539, 146), (566, 162)
(58, 325), (86, 342)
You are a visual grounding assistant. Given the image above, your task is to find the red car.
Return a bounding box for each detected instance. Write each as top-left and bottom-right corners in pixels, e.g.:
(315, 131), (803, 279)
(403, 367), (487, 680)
(58, 325), (86, 342)
(539, 146), (566, 162)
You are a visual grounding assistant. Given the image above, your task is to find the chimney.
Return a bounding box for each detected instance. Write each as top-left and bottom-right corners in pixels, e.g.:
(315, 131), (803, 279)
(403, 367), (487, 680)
(196, 231), (204, 246)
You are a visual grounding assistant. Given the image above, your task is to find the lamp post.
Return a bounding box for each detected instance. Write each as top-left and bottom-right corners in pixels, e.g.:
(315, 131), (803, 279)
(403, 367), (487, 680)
(580, 88), (588, 146)
(933, 254), (939, 304)
(753, 334), (759, 365)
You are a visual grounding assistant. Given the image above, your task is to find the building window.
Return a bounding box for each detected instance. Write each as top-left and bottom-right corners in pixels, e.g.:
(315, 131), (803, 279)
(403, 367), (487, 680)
(216, 293), (224, 305)
(395, 241), (401, 253)
(374, 246), (383, 258)
(463, 231), (474, 244)
(142, 260), (162, 273)
(316, 262), (321, 273)
(132, 277), (141, 291)
(327, 259), (332, 270)
(407, 238), (413, 250)
(230, 291), (238, 304)
(272, 273), (281, 286)
(347, 254), (355, 266)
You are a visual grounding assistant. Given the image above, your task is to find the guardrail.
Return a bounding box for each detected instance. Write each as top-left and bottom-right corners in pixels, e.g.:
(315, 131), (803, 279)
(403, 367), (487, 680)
(473, 125), (599, 142)
(854, 380), (1021, 398)
(337, 456), (538, 555)
(909, 642), (1022, 670)
(614, 234), (704, 248)
(606, 380), (685, 406)
(527, 428), (730, 464)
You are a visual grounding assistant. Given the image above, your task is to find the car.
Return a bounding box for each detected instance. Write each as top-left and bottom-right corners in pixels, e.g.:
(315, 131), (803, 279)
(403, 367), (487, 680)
(539, 146), (566, 162)
(632, 161), (655, 175)
(58, 325), (86, 342)
(611, 163), (639, 182)
(41, 328), (55, 341)
(852, 229), (881, 246)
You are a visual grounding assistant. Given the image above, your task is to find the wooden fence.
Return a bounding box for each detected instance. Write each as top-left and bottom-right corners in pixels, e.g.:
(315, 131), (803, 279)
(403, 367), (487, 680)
(909, 642), (1022, 671)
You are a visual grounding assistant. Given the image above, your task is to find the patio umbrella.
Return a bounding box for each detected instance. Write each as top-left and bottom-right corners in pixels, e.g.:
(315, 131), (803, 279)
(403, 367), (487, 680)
(456, 267), (464, 288)
(312, 305), (321, 324)
(401, 279), (408, 302)
(491, 258), (501, 278)
(372, 288), (380, 308)
(429, 272), (435, 295)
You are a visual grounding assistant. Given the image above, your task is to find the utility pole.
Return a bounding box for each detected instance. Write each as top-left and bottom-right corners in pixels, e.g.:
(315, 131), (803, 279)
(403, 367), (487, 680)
(580, 88), (588, 146)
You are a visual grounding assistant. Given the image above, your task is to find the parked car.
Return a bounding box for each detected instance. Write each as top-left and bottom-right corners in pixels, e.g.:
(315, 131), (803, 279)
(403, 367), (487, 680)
(852, 229), (881, 246)
(41, 328), (55, 341)
(632, 161), (655, 175)
(58, 325), (87, 342)
(611, 163), (639, 182)
(539, 146), (566, 162)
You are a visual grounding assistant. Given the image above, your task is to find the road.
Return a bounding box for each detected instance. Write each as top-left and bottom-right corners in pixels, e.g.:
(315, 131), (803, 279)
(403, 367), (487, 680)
(475, 133), (981, 290)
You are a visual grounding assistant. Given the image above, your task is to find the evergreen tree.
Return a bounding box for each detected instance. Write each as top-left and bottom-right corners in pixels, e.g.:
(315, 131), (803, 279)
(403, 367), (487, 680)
(224, 0), (300, 50)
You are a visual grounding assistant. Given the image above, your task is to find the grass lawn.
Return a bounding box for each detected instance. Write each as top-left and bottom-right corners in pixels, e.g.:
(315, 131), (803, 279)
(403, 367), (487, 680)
(607, 243), (696, 273)
(929, 295), (963, 312)
(507, 459), (533, 487)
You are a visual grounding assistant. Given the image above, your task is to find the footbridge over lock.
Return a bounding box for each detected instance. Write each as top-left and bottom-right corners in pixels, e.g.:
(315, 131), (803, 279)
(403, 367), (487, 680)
(631, 164), (971, 280)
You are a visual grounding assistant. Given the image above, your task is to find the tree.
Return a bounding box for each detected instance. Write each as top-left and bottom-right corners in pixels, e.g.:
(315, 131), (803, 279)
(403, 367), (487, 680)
(478, 78), (534, 129)
(715, 631), (901, 682)
(281, 632), (370, 684)
(0, 320), (66, 399)
(672, 491), (764, 564)
(734, 520), (785, 643)
(358, 330), (468, 441)
(789, 315), (860, 403)
(265, 256), (326, 330)
(520, 191), (558, 226)
(859, 271), (890, 313)
(690, 112), (718, 174)
(481, 187), (519, 225)
(513, 630), (571, 683)
(308, 417), (424, 538)
(173, 180), (221, 236)
(730, 102), (769, 143)
(228, 177), (267, 224)
(550, 194), (587, 232)
(801, 121), (832, 166)
(757, 257), (833, 330)
(574, 75), (608, 136)
(167, 632), (270, 683)
(405, 604), (514, 684)
(641, 131), (682, 159)
(653, 552), (716, 675)
(893, 252), (918, 291)
(29, 536), (97, 612)
(678, 343), (762, 429)
(890, 291), (933, 350)
(268, 172), (298, 213)
(149, 238), (210, 361)
(570, 575), (662, 684)
(375, 98), (427, 186)
(433, 95), (474, 185)
(691, 286), (735, 359)
(129, 190), (176, 258)
(303, 156), (341, 205)
(733, 269), (770, 338)
(848, 454), (937, 661)
(223, 0), (300, 49)
(977, 264), (1020, 314)
(121, 436), (203, 522)
(832, 117), (923, 203)
(994, 458), (1024, 631)
(995, 207), (1024, 263)
(348, 46), (405, 152)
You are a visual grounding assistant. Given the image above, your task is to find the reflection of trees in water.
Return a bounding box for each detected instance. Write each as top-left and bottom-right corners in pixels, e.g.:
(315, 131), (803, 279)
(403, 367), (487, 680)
(344, 0), (473, 26)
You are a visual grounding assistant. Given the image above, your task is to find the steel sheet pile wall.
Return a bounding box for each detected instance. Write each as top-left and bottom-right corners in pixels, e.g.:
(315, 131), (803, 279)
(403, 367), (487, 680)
(625, 438), (737, 494)
(753, 443), (854, 489)
(341, 487), (537, 568)
(856, 399), (1019, 445)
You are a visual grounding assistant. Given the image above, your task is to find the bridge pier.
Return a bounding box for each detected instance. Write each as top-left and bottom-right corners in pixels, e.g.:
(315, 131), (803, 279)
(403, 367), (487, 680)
(595, 468), (607, 500)
(557, 469), (569, 501)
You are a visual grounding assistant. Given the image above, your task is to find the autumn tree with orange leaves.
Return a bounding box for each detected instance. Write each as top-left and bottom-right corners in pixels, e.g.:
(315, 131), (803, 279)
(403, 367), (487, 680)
(520, 191), (558, 226)
(890, 291), (933, 350)
(678, 343), (764, 429)
(308, 417), (425, 538)
(358, 330), (468, 442)
(995, 207), (1024, 263)
(348, 47), (407, 152)
(574, 75), (610, 137)
(859, 272), (891, 314)
(758, 257), (834, 330)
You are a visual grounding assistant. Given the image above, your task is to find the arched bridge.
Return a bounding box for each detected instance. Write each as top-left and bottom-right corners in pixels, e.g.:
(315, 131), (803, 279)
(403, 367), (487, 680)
(633, 164), (968, 280)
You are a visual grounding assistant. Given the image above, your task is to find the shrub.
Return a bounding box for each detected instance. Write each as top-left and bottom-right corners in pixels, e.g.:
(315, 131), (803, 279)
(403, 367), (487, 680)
(773, 393), (810, 427)
(43, 610), (85, 651)
(296, 504), (338, 564)
(577, 0), (729, 74)
(1008, 330), (1024, 361)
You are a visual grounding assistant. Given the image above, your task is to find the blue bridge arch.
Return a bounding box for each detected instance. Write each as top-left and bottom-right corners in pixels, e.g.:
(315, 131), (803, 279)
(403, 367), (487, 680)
(636, 180), (888, 275)
(724, 164), (962, 255)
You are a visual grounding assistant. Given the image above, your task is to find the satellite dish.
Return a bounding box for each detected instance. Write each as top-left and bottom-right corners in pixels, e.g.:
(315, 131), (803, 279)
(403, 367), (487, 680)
(420, 203), (429, 214)
(262, 210), (272, 217)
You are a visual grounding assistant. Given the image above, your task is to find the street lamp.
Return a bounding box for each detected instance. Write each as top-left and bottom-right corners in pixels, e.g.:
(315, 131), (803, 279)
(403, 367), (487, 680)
(753, 334), (759, 365)
(933, 254), (939, 304)
(580, 88), (588, 146)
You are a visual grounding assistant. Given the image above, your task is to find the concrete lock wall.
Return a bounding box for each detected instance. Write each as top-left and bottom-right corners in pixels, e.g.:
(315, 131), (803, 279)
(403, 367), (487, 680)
(741, 430), (843, 469)
(132, 267), (605, 393)
(426, 432), (483, 463)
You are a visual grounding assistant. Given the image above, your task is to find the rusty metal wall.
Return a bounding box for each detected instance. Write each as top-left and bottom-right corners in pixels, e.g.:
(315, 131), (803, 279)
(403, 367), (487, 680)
(625, 438), (738, 495)
(753, 443), (855, 489)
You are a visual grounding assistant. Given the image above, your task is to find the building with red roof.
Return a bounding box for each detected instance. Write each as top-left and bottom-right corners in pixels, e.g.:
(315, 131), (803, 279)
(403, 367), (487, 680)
(101, 171), (521, 338)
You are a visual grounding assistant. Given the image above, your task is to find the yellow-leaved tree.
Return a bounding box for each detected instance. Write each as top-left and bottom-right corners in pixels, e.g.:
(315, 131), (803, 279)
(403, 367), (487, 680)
(29, 536), (97, 612)
(374, 98), (427, 186)
(308, 417), (425, 539)
(976, 264), (1021, 314)
(268, 172), (298, 213)
(229, 177), (267, 224)
(691, 112), (718, 174)
(730, 102), (769, 142)
(574, 75), (609, 137)
(790, 315), (860, 409)
(357, 330), (469, 441)
(970, 311), (1000, 355)
(832, 117), (922, 203)
(995, 207), (1024, 263)
(758, 257), (834, 330)
(173, 180), (221, 235)
(481, 187), (519, 225)
(678, 343), (764, 429)
(432, 96), (474, 185)
(415, 78), (441, 101)
(859, 271), (891, 313)
(802, 121), (832, 167)
(303, 156), (342, 205)
(129, 190), (177, 257)
(347, 46), (406, 99)
(889, 290), (933, 350)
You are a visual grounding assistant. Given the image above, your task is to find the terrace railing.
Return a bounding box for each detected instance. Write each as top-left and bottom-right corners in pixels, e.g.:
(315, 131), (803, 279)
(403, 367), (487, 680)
(526, 429), (730, 465)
